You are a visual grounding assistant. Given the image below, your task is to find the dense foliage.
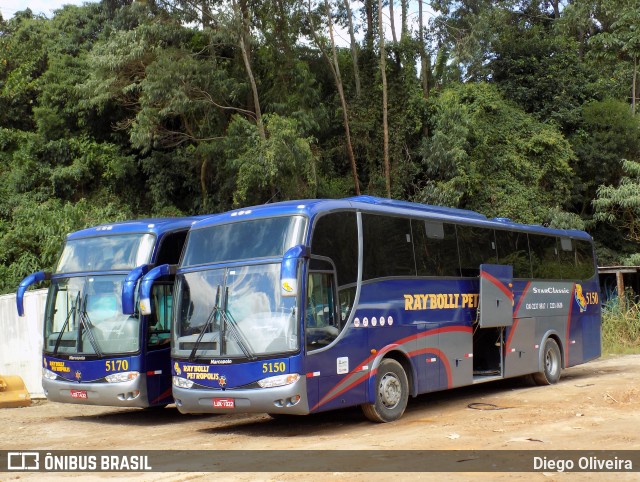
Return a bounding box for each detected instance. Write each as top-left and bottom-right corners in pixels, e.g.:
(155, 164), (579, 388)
(1, 0), (639, 293)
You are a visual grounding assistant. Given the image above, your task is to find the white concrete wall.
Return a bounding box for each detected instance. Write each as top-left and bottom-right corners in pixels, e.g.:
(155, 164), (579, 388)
(0, 289), (47, 397)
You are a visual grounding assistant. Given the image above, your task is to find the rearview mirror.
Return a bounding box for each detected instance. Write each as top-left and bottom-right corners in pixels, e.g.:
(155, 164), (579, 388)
(121, 264), (152, 315)
(280, 245), (309, 297)
(16, 271), (51, 317)
(139, 264), (176, 315)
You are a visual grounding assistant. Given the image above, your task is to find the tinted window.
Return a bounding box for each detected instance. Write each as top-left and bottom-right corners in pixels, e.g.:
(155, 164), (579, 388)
(56, 234), (156, 272)
(311, 212), (358, 287)
(183, 216), (306, 267)
(155, 231), (188, 265)
(558, 237), (576, 279)
(311, 212), (358, 323)
(575, 240), (596, 279)
(362, 214), (415, 280)
(306, 272), (339, 351)
(529, 234), (560, 279)
(495, 230), (531, 278)
(147, 284), (172, 349)
(413, 220), (460, 276)
(457, 225), (497, 277)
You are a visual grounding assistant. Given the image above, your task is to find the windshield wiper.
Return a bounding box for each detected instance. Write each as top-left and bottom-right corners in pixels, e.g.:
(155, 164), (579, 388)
(53, 292), (80, 355)
(78, 295), (103, 358)
(187, 285), (255, 361)
(189, 285), (221, 362)
(221, 287), (255, 360)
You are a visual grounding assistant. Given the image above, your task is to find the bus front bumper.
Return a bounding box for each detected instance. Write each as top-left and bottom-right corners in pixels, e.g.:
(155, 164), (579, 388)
(42, 375), (150, 408)
(173, 376), (310, 415)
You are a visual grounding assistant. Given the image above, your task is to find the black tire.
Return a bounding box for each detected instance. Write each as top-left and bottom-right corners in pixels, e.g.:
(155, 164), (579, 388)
(361, 359), (409, 423)
(532, 338), (562, 386)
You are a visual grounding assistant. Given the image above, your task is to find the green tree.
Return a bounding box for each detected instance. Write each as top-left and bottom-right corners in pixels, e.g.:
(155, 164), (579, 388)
(0, 197), (131, 294)
(224, 113), (317, 205)
(417, 83), (574, 223)
(594, 159), (640, 245)
(569, 99), (640, 215)
(590, 0), (640, 114)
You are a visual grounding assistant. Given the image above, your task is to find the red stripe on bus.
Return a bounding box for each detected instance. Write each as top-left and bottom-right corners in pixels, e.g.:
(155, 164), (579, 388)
(149, 387), (172, 406)
(480, 271), (514, 301)
(565, 284), (575, 367)
(311, 326), (472, 411)
(506, 282), (532, 353)
(408, 347), (452, 388)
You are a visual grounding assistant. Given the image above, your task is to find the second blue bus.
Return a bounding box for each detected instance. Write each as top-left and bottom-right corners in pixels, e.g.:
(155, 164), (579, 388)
(17, 217), (203, 408)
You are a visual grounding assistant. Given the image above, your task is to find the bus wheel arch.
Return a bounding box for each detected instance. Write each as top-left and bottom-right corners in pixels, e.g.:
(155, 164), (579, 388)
(533, 335), (563, 386)
(362, 355), (410, 423)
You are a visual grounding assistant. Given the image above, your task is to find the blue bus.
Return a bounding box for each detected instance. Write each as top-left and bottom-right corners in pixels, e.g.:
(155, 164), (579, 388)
(139, 196), (601, 422)
(16, 217), (203, 408)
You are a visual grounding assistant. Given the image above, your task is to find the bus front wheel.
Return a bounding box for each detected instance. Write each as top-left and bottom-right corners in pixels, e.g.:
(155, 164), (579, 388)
(532, 338), (562, 386)
(362, 358), (408, 423)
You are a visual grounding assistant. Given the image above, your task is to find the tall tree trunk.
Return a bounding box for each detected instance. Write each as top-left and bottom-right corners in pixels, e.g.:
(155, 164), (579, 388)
(379, 0), (390, 197)
(419, 0), (430, 99)
(633, 55), (638, 116)
(201, 0), (212, 28)
(365, 0), (374, 51)
(389, 0), (398, 45)
(236, 0), (266, 141)
(343, 0), (361, 98)
(309, 0), (360, 195)
(200, 157), (208, 210)
(275, 0), (292, 60)
(400, 0), (408, 41)
(326, 0), (360, 195)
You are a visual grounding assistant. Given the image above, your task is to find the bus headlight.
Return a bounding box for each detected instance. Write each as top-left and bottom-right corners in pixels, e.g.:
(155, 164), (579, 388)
(173, 376), (194, 389)
(43, 368), (58, 380)
(257, 373), (300, 388)
(105, 371), (139, 383)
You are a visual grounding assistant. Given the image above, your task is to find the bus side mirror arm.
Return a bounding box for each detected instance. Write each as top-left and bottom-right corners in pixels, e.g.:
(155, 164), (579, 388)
(121, 264), (154, 315)
(280, 245), (310, 298)
(16, 271), (51, 317)
(139, 264), (177, 316)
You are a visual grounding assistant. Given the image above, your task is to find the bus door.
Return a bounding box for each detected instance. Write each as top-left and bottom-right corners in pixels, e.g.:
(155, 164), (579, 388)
(474, 264), (514, 380)
(144, 283), (173, 406)
(304, 269), (367, 413)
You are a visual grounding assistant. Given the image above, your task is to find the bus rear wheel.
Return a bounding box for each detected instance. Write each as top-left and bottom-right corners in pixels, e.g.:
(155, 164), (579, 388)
(362, 359), (408, 423)
(532, 338), (562, 385)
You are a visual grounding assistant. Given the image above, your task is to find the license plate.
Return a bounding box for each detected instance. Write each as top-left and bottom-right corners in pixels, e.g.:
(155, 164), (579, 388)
(212, 398), (234, 408)
(70, 389), (87, 399)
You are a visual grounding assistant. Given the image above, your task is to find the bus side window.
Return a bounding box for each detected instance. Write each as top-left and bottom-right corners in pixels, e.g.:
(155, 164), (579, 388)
(529, 234), (560, 279)
(311, 212), (358, 322)
(413, 220), (460, 277)
(457, 225), (497, 277)
(148, 284), (172, 348)
(155, 231), (188, 265)
(362, 214), (415, 280)
(575, 240), (596, 280)
(495, 230), (532, 278)
(306, 272), (338, 351)
(558, 238), (577, 279)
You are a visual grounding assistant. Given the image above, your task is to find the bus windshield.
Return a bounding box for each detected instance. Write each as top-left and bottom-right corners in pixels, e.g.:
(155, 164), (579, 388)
(44, 275), (140, 356)
(173, 264), (298, 359)
(56, 233), (156, 273)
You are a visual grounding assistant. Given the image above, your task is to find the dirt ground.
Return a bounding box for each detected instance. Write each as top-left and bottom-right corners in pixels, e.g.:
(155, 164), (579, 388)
(1, 354), (640, 481)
